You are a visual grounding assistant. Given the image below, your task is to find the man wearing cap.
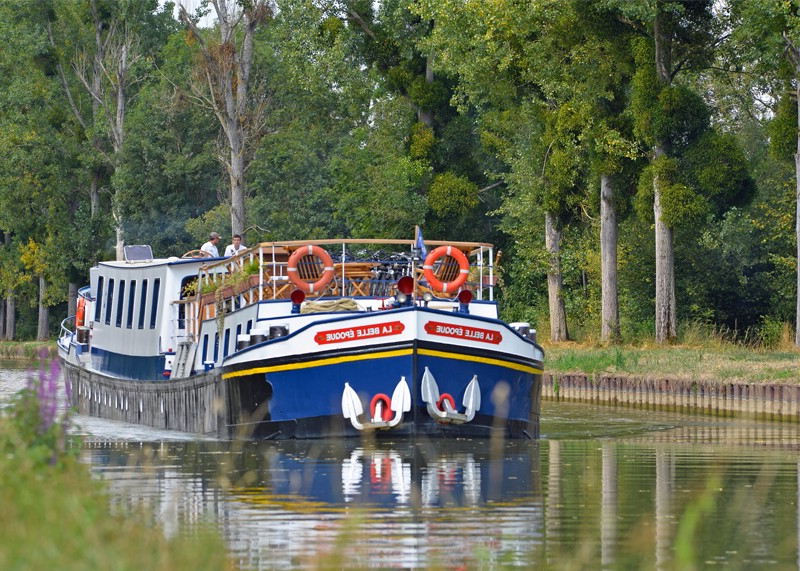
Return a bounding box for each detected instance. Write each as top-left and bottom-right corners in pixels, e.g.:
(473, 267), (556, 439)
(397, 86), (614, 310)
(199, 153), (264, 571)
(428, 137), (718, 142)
(201, 232), (221, 258)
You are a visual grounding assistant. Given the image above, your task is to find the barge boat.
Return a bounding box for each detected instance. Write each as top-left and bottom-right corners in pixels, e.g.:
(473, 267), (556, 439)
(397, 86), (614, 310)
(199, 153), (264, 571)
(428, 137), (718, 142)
(58, 236), (544, 439)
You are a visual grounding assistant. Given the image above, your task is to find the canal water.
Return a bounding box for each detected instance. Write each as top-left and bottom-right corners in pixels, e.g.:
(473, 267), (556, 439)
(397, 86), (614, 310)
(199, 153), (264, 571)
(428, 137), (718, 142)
(2, 363), (799, 568)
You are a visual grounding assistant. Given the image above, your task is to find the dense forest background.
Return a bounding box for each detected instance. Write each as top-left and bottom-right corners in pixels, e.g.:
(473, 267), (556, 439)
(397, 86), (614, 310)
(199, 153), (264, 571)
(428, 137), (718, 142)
(0, 0), (798, 347)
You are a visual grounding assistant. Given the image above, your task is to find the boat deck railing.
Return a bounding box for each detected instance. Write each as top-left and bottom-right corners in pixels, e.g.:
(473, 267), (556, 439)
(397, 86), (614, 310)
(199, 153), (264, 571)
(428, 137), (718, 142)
(58, 315), (74, 348)
(181, 239), (498, 339)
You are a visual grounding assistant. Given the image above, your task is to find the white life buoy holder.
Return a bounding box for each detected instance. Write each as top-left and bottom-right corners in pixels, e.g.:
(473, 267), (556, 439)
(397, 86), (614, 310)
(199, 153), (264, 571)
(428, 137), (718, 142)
(423, 245), (470, 293)
(287, 245), (335, 294)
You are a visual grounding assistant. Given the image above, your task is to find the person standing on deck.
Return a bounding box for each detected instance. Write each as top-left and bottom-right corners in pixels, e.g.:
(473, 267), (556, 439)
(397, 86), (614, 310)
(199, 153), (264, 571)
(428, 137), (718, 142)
(201, 232), (221, 257)
(224, 234), (247, 257)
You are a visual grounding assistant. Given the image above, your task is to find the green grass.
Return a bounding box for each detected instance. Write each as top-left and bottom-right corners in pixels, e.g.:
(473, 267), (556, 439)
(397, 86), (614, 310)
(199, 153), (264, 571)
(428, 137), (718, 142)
(543, 342), (800, 384)
(0, 384), (231, 570)
(0, 341), (56, 361)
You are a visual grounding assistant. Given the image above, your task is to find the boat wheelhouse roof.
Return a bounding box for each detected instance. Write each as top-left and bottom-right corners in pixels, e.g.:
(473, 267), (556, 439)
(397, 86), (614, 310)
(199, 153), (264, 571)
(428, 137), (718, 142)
(96, 256), (225, 270)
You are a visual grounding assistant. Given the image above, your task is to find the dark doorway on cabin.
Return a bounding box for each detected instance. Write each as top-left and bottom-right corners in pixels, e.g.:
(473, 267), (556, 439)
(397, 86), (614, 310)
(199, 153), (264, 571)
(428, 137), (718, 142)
(178, 275), (196, 330)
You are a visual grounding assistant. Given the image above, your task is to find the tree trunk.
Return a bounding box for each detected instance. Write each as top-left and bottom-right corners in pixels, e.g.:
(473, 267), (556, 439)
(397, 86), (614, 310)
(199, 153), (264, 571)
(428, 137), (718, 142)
(654, 148), (677, 343)
(0, 298), (5, 340)
(90, 171), (100, 217)
(796, 77), (800, 346)
(91, 4), (104, 220)
(114, 214), (125, 261)
(653, 11), (677, 343)
(545, 211), (569, 342)
(37, 276), (49, 341)
(5, 296), (15, 340)
(418, 53), (434, 127)
(230, 139), (246, 236)
(600, 173), (619, 343)
(68, 281), (78, 319)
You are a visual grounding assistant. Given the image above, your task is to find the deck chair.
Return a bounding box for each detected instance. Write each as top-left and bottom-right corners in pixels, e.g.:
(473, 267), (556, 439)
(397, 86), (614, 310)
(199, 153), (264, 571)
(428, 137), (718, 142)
(334, 262), (376, 296)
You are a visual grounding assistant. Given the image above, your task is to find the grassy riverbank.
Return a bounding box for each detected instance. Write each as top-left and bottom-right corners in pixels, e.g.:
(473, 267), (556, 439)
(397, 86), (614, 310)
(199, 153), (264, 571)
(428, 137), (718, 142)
(0, 341), (56, 361)
(543, 341), (800, 384)
(0, 367), (231, 570)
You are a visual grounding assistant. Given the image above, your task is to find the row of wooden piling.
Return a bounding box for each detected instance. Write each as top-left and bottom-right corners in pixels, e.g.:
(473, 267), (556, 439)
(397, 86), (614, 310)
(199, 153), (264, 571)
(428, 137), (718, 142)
(542, 373), (800, 422)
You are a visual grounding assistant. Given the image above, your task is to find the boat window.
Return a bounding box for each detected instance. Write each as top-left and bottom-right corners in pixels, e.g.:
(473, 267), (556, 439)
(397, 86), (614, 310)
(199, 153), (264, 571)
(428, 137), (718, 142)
(202, 334), (209, 363)
(105, 279), (114, 325)
(116, 280), (125, 327)
(246, 320), (252, 333)
(95, 277), (104, 322)
(235, 324), (242, 346)
(223, 328), (230, 358)
(213, 332), (219, 362)
(127, 281), (136, 329)
(150, 278), (160, 329)
(138, 279), (148, 329)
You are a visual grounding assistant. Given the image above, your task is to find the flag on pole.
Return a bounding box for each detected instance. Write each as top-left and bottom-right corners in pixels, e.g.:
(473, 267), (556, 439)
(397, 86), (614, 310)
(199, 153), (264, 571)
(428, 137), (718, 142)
(415, 225), (427, 259)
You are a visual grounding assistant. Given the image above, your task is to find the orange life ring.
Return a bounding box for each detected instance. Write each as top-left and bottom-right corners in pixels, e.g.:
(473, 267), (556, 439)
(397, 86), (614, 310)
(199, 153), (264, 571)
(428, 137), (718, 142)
(423, 245), (470, 293)
(287, 245), (335, 294)
(76, 296), (86, 328)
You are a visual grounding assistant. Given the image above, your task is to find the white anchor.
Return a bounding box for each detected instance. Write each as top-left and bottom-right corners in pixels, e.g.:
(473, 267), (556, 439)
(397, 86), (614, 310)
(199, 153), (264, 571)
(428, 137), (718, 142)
(420, 366), (481, 424)
(341, 376), (411, 431)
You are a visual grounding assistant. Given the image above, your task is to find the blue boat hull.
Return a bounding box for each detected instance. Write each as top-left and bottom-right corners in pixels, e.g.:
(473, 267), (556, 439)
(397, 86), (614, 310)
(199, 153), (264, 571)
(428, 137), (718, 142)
(222, 340), (542, 439)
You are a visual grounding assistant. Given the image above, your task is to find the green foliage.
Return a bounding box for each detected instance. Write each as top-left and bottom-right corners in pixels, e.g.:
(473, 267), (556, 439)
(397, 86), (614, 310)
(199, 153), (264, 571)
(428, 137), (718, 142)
(185, 204), (232, 250)
(659, 182), (708, 228)
(427, 172), (479, 217)
(3, 392), (71, 468)
(114, 30), (222, 256)
(406, 76), (449, 110)
(0, 0), (795, 345)
(632, 59), (710, 152)
(766, 91), (797, 162)
(635, 130), (753, 230)
(757, 316), (795, 350)
(630, 36), (660, 147)
(680, 130), (756, 216)
(409, 122), (435, 159)
(326, 97), (430, 237)
(653, 85), (710, 153)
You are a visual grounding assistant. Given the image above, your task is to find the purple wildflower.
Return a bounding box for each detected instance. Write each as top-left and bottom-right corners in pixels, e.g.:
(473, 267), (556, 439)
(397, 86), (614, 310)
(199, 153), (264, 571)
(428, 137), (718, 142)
(35, 355), (60, 432)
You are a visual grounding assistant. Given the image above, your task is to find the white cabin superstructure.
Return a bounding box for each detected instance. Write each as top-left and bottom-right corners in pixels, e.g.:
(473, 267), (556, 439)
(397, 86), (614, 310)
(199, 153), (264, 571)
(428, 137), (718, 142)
(84, 257), (213, 379)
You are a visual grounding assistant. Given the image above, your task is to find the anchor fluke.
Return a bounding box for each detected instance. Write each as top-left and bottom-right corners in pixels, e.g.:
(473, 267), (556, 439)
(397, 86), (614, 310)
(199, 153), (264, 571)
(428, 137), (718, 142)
(388, 376), (411, 427)
(342, 382), (365, 430)
(462, 375), (481, 422)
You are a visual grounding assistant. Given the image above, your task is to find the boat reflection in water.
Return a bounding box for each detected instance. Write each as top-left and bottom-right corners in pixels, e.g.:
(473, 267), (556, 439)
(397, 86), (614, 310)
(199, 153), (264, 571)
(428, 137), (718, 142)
(83, 439), (543, 569)
(79, 402), (800, 569)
